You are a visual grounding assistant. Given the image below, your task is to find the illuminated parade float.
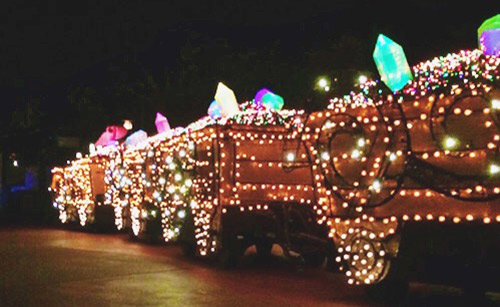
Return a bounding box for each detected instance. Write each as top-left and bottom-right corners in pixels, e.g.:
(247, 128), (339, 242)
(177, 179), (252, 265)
(51, 16), (500, 287)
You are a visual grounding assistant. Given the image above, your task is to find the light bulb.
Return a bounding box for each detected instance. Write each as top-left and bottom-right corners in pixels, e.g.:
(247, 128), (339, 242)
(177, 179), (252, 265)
(443, 136), (458, 149)
(490, 163), (500, 175)
(174, 173), (182, 181)
(318, 78), (328, 88)
(357, 138), (366, 147)
(492, 99), (500, 110)
(351, 149), (361, 159)
(123, 120), (133, 130)
(371, 179), (382, 191)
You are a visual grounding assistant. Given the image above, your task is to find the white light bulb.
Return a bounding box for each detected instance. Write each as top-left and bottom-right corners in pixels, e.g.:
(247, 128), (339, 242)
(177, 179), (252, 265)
(371, 179), (382, 191)
(351, 149), (361, 159)
(123, 120), (133, 130)
(444, 136), (458, 149)
(357, 138), (366, 147)
(492, 99), (500, 109)
(286, 152), (295, 162)
(89, 143), (96, 155)
(321, 152), (330, 160)
(490, 163), (500, 175)
(174, 173), (182, 181)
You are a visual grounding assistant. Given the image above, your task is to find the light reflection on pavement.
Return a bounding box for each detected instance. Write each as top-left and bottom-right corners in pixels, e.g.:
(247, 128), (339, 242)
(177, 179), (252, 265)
(0, 227), (499, 306)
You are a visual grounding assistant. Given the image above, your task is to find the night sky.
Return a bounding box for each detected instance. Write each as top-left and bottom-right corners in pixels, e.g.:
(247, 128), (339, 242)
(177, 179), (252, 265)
(1, 0), (498, 145)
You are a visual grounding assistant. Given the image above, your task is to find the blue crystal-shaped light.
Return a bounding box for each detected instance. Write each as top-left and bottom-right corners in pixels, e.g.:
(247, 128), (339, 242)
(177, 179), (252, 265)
(125, 130), (148, 147)
(373, 34), (413, 92)
(207, 100), (222, 119)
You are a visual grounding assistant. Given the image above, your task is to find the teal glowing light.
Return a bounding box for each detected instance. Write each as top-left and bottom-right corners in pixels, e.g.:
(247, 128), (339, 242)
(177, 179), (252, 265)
(478, 14), (500, 56)
(373, 34), (413, 92)
(254, 88), (284, 110)
(262, 92), (284, 110)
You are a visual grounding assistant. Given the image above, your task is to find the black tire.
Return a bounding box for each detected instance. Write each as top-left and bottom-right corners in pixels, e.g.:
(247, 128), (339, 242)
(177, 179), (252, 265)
(145, 218), (162, 244)
(325, 241), (340, 271)
(178, 209), (196, 256)
(217, 236), (242, 269)
(365, 254), (410, 305)
(93, 205), (116, 232)
(255, 239), (273, 258)
(302, 252), (326, 267)
(181, 241), (196, 257)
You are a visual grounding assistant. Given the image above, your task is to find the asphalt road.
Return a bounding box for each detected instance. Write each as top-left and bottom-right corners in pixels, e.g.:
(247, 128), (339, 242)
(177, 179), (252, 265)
(1, 226), (499, 307)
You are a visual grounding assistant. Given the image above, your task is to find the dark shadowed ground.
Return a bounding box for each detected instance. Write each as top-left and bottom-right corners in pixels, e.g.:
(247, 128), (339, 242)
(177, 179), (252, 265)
(0, 226), (499, 307)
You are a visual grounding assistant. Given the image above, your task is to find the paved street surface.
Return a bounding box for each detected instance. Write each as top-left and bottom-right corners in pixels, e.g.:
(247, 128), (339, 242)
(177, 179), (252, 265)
(1, 226), (499, 307)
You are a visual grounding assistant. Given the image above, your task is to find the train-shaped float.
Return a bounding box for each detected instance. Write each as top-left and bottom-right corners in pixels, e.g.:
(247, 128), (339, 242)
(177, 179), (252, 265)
(51, 16), (500, 289)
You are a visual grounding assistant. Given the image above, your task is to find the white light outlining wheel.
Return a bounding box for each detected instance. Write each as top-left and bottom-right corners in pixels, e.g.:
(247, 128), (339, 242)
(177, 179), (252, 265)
(339, 229), (391, 285)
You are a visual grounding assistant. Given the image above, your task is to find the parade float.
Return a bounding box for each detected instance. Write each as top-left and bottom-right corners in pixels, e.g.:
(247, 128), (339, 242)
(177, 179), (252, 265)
(51, 15), (500, 289)
(51, 154), (110, 227)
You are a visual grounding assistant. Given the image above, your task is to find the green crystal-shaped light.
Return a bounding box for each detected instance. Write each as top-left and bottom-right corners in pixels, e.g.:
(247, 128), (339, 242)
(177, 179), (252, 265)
(373, 34), (413, 92)
(478, 14), (500, 36)
(478, 14), (500, 55)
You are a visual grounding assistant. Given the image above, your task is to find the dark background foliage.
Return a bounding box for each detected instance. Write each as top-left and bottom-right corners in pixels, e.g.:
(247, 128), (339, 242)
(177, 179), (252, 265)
(0, 0), (497, 147)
